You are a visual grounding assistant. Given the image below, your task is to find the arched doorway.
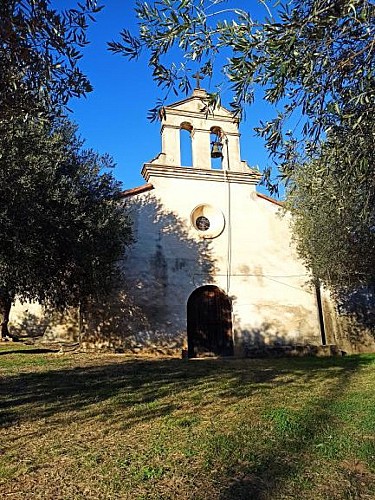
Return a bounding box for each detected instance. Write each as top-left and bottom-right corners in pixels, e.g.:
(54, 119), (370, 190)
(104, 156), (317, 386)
(187, 286), (233, 358)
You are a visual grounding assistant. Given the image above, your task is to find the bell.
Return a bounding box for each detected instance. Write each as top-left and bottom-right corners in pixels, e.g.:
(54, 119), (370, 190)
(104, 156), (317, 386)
(211, 141), (223, 158)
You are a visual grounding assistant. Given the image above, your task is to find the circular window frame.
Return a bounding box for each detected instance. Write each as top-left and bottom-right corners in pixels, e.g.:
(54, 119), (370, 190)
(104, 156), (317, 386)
(191, 204), (225, 239)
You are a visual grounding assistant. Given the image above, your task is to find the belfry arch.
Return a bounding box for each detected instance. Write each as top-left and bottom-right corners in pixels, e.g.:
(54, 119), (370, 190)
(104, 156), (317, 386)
(210, 126), (224, 170)
(180, 122), (193, 167)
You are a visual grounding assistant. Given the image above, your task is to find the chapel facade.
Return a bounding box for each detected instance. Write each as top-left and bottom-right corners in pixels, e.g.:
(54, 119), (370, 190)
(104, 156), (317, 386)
(88, 87), (326, 356)
(9, 87), (375, 355)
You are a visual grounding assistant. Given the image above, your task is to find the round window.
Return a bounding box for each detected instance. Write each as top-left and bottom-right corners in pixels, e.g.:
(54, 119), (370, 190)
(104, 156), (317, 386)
(196, 216), (210, 231)
(191, 204), (225, 238)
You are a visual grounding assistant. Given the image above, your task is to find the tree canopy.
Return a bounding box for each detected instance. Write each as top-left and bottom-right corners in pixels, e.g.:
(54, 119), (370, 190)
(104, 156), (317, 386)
(285, 115), (375, 295)
(114, 0), (375, 294)
(0, 1), (132, 339)
(0, 0), (103, 120)
(0, 116), (132, 338)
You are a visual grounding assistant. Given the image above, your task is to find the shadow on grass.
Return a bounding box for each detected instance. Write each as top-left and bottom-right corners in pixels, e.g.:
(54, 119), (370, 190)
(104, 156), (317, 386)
(0, 353), (373, 498)
(0, 355), (371, 424)
(219, 355), (375, 499)
(0, 348), (59, 355)
(0, 357), (271, 429)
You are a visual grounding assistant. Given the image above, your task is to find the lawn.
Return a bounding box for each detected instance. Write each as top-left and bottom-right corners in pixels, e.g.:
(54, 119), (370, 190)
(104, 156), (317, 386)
(0, 344), (374, 499)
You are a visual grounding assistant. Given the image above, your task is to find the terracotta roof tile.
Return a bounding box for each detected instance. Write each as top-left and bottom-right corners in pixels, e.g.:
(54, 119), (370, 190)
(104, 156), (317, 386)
(256, 192), (283, 207)
(119, 183), (154, 199)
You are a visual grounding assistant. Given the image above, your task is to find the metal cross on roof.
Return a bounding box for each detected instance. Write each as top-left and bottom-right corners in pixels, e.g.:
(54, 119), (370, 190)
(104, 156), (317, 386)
(192, 72), (204, 89)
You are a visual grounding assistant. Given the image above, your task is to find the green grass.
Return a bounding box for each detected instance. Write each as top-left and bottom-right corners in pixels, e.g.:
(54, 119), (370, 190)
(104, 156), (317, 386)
(0, 344), (374, 499)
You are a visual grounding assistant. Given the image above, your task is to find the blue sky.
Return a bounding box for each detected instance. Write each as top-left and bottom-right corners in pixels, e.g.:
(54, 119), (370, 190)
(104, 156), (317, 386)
(64, 1), (279, 195)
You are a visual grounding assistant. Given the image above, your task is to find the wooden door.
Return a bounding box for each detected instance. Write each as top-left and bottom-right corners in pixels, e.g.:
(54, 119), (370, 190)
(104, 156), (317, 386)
(187, 286), (233, 358)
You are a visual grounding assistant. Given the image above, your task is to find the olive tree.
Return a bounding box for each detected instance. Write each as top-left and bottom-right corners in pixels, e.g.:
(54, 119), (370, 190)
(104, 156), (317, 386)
(0, 0), (103, 120)
(0, 117), (132, 339)
(0, 2), (132, 338)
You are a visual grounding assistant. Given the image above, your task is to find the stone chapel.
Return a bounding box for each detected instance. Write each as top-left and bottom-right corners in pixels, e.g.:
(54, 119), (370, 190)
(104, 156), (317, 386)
(89, 87), (327, 356)
(9, 87), (375, 355)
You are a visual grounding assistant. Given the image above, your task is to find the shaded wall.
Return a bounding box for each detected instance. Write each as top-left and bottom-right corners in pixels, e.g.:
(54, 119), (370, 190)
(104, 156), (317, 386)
(9, 301), (79, 342)
(80, 193), (216, 352)
(322, 287), (375, 354)
(81, 180), (323, 354)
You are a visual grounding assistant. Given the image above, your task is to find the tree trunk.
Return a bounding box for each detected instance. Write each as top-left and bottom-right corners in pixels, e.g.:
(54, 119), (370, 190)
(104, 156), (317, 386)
(0, 292), (17, 341)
